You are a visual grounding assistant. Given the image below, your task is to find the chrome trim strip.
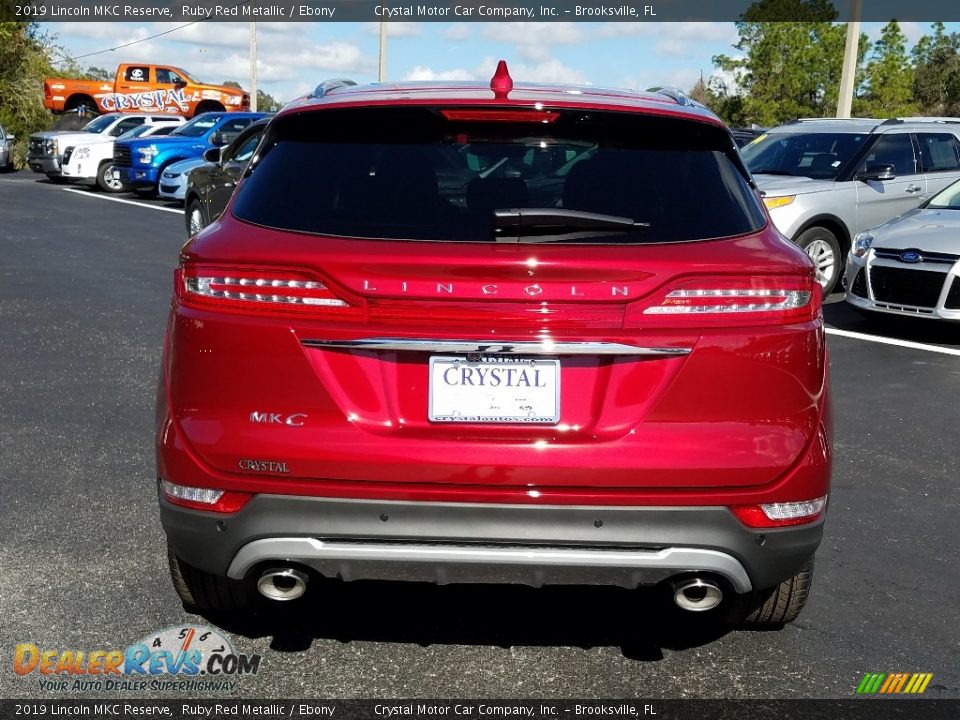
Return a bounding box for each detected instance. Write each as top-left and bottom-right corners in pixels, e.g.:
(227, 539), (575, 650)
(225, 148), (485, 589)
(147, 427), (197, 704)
(302, 338), (691, 356)
(227, 538), (752, 592)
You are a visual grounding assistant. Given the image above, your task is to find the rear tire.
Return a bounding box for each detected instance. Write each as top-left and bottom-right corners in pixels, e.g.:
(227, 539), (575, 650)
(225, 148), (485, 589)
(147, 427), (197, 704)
(167, 543), (253, 616)
(64, 95), (99, 117)
(797, 227), (842, 295)
(185, 198), (208, 237)
(738, 557), (815, 628)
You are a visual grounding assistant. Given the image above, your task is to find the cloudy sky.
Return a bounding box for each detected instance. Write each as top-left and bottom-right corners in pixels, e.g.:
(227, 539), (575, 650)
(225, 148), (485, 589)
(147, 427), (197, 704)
(48, 21), (958, 104)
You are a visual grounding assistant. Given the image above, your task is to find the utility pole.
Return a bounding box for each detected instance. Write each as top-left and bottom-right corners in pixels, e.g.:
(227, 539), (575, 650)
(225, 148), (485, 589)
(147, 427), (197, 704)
(836, 0), (862, 118)
(250, 21), (258, 111)
(378, 18), (387, 82)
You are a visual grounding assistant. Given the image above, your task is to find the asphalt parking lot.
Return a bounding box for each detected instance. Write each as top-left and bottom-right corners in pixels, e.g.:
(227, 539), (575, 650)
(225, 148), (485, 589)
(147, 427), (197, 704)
(1, 170), (958, 700)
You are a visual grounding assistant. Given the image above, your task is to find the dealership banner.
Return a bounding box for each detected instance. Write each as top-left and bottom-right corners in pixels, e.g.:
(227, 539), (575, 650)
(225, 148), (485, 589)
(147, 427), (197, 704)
(7, 0), (960, 22)
(1, 700), (959, 719)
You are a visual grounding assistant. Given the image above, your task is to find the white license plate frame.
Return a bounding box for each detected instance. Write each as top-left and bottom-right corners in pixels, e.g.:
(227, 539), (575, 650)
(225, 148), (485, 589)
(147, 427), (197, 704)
(428, 355), (560, 424)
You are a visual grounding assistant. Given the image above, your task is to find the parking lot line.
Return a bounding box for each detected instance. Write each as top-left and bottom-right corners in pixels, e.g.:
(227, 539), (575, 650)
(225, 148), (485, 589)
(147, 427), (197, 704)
(61, 187), (182, 214)
(826, 327), (960, 357)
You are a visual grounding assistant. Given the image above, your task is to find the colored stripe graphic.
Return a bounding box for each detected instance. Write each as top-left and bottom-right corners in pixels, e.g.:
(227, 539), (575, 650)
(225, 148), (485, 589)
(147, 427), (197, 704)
(857, 673), (932, 694)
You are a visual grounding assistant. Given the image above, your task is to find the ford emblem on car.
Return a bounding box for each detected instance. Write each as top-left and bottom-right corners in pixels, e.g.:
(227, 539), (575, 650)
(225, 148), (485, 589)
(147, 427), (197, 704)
(899, 250), (922, 263)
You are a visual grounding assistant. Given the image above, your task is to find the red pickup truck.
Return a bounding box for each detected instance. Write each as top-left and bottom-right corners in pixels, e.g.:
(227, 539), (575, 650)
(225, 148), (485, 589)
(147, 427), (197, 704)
(44, 64), (250, 118)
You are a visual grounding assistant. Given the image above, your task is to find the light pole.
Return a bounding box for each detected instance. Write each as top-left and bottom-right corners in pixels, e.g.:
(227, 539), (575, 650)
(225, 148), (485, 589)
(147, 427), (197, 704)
(379, 18), (387, 82)
(836, 0), (862, 118)
(250, 21), (258, 111)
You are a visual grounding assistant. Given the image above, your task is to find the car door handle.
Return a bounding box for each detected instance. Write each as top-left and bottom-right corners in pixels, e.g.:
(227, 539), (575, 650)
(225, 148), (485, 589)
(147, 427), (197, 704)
(906, 184), (922, 193)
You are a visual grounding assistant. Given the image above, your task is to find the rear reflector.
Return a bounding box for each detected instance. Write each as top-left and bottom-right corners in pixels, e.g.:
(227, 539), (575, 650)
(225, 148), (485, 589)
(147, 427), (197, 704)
(730, 494), (828, 528)
(177, 265), (359, 316)
(161, 479), (252, 514)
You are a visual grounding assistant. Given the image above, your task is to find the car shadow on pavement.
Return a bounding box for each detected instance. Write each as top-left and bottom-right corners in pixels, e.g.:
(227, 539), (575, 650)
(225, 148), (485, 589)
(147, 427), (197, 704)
(203, 579), (746, 661)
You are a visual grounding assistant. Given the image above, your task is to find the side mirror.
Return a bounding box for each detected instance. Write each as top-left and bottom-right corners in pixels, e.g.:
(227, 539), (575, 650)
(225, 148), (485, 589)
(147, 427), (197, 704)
(203, 147), (221, 163)
(7, 135), (14, 142)
(211, 131), (239, 147)
(857, 164), (896, 182)
(174, 80), (187, 89)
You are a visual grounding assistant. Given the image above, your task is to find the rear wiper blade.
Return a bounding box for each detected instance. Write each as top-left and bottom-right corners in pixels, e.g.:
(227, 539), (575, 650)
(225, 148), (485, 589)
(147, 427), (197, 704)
(493, 208), (651, 243)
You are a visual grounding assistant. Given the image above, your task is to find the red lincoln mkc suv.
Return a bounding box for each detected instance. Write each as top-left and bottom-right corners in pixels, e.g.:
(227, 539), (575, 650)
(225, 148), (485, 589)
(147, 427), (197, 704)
(157, 63), (831, 628)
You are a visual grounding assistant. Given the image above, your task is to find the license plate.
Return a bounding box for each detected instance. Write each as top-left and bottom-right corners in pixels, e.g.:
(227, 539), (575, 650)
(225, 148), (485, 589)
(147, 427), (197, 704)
(429, 356), (560, 424)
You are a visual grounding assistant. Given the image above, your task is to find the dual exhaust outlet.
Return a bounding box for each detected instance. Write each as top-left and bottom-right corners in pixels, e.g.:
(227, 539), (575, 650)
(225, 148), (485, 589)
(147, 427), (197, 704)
(256, 567), (723, 612)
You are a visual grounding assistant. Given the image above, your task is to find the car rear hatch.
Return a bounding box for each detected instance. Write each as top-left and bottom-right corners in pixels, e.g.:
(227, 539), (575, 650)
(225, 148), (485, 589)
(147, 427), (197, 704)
(168, 102), (825, 493)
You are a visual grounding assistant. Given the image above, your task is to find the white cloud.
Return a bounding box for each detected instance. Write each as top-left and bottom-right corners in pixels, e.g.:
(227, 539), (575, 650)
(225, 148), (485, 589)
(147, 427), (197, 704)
(482, 22), (585, 46)
(363, 21), (423, 37)
(404, 57), (589, 86)
(597, 21), (738, 45)
(404, 65), (476, 81)
(443, 24), (471, 41)
(475, 56), (589, 85)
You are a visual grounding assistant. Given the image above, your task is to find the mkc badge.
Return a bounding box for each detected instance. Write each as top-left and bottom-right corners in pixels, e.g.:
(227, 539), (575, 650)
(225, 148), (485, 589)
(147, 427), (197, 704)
(249, 411), (307, 427)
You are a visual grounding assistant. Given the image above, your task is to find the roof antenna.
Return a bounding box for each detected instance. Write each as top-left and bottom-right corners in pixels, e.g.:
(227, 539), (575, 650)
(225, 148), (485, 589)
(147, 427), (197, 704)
(490, 60), (513, 99)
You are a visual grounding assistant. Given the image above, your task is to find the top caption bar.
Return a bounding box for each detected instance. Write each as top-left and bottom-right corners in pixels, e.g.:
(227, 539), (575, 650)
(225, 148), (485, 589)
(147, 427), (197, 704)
(8, 0), (960, 22)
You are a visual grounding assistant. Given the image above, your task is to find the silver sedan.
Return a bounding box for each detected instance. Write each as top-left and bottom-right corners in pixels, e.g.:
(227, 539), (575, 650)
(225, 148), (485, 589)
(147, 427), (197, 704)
(845, 178), (960, 322)
(158, 157), (208, 203)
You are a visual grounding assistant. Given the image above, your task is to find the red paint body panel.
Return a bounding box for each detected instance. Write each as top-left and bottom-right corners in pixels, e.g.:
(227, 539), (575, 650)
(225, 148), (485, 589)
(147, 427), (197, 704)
(157, 82), (832, 511)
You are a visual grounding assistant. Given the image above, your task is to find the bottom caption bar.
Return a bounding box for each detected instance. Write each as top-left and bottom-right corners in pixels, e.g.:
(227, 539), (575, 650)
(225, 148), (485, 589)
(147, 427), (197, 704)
(2, 700), (958, 720)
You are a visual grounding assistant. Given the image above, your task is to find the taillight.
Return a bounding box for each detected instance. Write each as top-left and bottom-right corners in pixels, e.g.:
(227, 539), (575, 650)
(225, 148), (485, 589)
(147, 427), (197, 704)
(176, 265), (361, 317)
(161, 480), (252, 514)
(630, 275), (820, 327)
(730, 494), (828, 528)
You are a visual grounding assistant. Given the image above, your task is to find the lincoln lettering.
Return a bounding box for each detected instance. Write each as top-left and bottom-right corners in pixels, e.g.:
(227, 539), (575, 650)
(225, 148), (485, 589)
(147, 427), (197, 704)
(443, 366), (546, 388)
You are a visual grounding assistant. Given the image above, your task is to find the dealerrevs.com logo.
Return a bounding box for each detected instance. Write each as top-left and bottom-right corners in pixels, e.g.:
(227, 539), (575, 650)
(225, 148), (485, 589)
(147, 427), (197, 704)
(14, 626), (262, 693)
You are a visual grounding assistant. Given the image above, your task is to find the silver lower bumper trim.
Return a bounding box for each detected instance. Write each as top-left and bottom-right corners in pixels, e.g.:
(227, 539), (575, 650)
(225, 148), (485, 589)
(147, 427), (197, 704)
(302, 338), (691, 357)
(227, 538), (752, 592)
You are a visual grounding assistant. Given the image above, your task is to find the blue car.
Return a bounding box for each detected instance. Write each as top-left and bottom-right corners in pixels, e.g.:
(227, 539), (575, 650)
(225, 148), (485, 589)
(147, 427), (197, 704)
(114, 112), (266, 195)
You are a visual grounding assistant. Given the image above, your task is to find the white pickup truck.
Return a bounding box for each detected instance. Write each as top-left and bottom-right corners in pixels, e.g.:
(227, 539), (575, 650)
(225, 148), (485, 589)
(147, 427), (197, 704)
(28, 113), (184, 190)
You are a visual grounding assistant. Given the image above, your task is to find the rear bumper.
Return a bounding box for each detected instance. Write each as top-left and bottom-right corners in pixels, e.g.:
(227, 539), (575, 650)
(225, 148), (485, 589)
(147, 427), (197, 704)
(160, 492), (823, 592)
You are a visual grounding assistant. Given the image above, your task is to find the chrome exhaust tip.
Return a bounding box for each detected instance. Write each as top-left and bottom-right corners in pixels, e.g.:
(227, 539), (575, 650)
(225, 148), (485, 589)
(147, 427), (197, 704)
(257, 568), (309, 601)
(672, 578), (723, 612)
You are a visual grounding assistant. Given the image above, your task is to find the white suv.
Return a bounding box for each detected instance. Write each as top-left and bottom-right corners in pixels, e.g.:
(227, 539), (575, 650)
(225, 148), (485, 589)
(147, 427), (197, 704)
(742, 118), (960, 294)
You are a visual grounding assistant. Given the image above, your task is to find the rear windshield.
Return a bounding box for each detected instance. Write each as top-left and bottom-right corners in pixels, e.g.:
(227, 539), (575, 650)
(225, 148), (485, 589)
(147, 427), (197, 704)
(232, 107), (765, 244)
(742, 131), (869, 180)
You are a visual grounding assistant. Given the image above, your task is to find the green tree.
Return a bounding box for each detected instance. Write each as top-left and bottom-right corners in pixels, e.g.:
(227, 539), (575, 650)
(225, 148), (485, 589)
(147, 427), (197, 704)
(85, 66), (113, 81)
(256, 89), (280, 112)
(0, 22), (58, 168)
(857, 21), (916, 117)
(687, 72), (718, 110)
(713, 2), (868, 125)
(912, 22), (960, 115)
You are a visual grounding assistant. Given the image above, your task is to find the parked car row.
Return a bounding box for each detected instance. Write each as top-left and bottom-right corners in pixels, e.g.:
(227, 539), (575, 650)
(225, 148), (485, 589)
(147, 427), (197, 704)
(25, 111), (269, 233)
(741, 117), (960, 295)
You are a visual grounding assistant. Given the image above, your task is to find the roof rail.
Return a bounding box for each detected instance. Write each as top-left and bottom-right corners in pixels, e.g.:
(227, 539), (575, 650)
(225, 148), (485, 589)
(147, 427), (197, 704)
(646, 86), (693, 107)
(309, 79), (357, 99)
(892, 116), (960, 124)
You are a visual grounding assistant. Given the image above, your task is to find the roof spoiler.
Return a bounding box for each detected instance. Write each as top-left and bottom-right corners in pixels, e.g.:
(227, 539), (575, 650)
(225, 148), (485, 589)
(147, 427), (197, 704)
(309, 79), (357, 99)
